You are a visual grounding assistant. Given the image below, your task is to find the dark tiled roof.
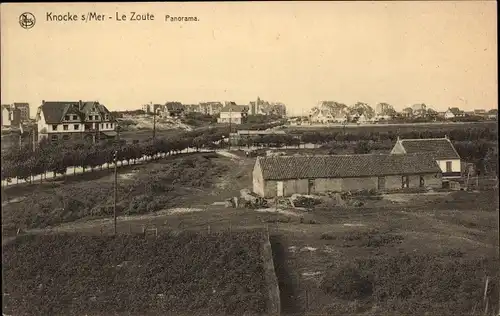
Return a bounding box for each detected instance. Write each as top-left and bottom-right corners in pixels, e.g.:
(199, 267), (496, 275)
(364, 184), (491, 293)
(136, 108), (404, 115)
(41, 101), (111, 124)
(41, 101), (78, 123)
(165, 102), (184, 111)
(257, 154), (441, 181)
(399, 138), (460, 159)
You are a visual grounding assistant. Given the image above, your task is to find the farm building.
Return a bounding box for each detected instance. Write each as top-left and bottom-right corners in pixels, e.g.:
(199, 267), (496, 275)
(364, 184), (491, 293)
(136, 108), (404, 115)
(253, 154), (442, 197)
(390, 136), (462, 179)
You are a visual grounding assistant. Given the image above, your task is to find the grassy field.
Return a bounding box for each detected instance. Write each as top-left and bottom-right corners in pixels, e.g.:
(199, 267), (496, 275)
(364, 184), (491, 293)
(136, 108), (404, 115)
(3, 231), (273, 316)
(2, 152), (499, 315)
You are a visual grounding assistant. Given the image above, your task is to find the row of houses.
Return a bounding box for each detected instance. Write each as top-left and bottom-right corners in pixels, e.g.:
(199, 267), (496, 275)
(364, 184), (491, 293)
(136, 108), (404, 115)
(306, 101), (497, 125)
(1, 103), (31, 127)
(142, 97), (287, 119)
(253, 137), (462, 197)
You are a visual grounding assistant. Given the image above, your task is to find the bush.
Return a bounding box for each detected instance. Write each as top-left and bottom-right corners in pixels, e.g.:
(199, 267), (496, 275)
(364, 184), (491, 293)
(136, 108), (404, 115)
(320, 254), (499, 315)
(321, 264), (374, 300)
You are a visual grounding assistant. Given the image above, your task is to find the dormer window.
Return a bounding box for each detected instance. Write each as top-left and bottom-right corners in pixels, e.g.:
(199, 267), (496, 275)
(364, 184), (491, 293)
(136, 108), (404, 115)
(64, 115), (70, 121)
(72, 115), (78, 120)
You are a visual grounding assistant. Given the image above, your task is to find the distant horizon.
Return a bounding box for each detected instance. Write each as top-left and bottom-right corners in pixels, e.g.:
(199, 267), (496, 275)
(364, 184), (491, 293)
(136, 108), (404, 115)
(2, 2), (497, 117)
(2, 98), (498, 119)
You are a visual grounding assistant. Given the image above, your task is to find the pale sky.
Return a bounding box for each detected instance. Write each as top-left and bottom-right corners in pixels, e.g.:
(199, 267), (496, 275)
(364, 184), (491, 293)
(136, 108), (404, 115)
(1, 1), (497, 116)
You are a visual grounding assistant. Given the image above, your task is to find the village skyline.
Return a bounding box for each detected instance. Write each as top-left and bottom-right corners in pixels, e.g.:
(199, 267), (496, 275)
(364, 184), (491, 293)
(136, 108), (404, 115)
(1, 2), (497, 116)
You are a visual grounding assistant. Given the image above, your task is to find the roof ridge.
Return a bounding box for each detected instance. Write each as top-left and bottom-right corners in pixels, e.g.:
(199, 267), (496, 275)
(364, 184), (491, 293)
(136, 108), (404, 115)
(400, 138), (448, 141)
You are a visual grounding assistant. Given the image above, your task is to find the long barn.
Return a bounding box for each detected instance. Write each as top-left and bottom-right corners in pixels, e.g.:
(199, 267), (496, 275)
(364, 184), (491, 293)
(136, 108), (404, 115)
(252, 154), (442, 197)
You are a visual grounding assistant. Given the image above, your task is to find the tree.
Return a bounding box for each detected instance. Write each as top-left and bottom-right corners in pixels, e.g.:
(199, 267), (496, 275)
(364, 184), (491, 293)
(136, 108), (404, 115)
(193, 136), (207, 152)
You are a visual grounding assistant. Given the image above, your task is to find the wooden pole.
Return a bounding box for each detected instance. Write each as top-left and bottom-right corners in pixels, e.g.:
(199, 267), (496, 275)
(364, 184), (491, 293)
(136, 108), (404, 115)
(113, 150), (118, 236)
(152, 102), (156, 142)
(228, 104), (232, 150)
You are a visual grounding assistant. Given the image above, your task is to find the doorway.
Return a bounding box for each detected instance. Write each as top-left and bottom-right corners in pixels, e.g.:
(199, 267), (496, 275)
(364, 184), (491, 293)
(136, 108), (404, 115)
(277, 181), (284, 197)
(402, 176), (409, 188)
(307, 179), (315, 195)
(377, 177), (386, 190)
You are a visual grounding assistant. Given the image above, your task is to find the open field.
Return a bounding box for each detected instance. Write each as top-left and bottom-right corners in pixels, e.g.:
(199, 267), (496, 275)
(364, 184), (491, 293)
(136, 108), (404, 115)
(3, 231), (276, 316)
(3, 152), (499, 315)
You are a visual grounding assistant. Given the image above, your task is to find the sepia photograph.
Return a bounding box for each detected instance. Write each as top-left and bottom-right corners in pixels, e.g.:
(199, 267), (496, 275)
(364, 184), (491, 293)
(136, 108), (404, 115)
(1, 1), (498, 315)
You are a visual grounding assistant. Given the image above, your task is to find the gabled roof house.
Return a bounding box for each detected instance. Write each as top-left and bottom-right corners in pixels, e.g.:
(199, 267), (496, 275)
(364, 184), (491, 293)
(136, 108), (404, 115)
(390, 136), (462, 178)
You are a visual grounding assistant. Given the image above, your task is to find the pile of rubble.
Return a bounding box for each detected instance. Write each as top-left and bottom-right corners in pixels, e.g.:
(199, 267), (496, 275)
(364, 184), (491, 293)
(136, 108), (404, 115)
(290, 194), (322, 208)
(225, 189), (268, 208)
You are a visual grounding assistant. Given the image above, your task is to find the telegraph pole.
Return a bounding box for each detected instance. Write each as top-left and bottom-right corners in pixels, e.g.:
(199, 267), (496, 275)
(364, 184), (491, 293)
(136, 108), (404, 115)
(113, 150), (118, 235)
(228, 104), (232, 150)
(152, 102), (156, 141)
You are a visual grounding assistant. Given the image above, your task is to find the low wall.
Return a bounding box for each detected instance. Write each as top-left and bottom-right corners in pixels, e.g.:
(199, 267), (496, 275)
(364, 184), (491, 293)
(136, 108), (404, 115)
(262, 232), (281, 316)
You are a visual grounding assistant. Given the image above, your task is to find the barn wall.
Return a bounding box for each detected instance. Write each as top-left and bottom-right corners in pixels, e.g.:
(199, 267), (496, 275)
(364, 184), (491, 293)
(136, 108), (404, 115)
(252, 161), (265, 197)
(385, 175), (403, 189)
(283, 179), (309, 196)
(409, 175), (421, 188)
(341, 177), (378, 191)
(314, 178), (342, 193)
(264, 180), (278, 198)
(260, 173), (443, 197)
(422, 173), (442, 188)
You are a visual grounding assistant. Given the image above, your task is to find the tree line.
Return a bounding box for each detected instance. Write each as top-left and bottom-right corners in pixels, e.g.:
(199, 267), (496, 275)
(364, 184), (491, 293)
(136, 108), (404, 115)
(2, 126), (497, 183)
(1, 129), (228, 184)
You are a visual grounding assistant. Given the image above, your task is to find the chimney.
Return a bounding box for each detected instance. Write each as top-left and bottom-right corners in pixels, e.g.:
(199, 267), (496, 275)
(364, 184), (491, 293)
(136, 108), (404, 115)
(42, 100), (45, 105)
(78, 100), (83, 111)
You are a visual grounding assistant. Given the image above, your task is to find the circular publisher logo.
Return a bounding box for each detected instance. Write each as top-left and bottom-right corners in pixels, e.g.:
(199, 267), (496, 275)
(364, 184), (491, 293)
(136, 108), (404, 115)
(19, 12), (36, 29)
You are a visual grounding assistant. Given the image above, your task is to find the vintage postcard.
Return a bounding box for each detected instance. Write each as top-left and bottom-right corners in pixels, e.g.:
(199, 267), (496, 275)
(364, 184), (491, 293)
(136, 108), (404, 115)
(1, 2), (498, 315)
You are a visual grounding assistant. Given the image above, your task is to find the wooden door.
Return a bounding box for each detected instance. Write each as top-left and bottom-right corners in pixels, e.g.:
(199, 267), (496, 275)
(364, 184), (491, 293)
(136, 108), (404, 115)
(377, 177), (386, 190)
(308, 179), (315, 195)
(277, 181), (284, 197)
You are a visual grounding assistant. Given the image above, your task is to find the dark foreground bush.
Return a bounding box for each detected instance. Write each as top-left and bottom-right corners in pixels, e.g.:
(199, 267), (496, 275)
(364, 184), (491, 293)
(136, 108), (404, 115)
(3, 231), (269, 316)
(320, 254), (499, 315)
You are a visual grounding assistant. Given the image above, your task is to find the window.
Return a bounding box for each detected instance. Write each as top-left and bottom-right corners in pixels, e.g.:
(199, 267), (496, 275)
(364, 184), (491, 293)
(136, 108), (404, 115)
(445, 161), (452, 173)
(87, 116), (92, 121)
(74, 124), (79, 130)
(110, 123), (113, 128)
(63, 125), (68, 131)
(105, 114), (109, 120)
(50, 134), (58, 142)
(419, 176), (425, 188)
(72, 115), (78, 120)
(106, 123), (109, 128)
(64, 115), (70, 121)
(62, 135), (70, 141)
(52, 124), (58, 131)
